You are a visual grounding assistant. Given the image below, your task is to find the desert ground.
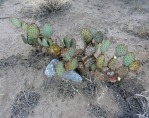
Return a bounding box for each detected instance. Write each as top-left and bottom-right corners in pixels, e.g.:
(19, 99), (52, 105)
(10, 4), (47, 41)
(0, 0), (149, 118)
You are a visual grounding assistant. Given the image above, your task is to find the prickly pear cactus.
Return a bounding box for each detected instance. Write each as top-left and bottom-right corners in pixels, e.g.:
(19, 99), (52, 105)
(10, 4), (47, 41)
(95, 31), (103, 43)
(65, 58), (78, 71)
(115, 44), (128, 57)
(56, 62), (65, 77)
(43, 23), (53, 38)
(70, 38), (76, 48)
(21, 21), (28, 32)
(81, 28), (92, 44)
(49, 44), (61, 56)
(91, 63), (96, 71)
(63, 37), (71, 48)
(96, 55), (105, 69)
(129, 60), (140, 71)
(101, 40), (110, 54)
(123, 52), (135, 66)
(27, 23), (40, 39)
(38, 38), (49, 47)
(11, 17), (22, 28)
(107, 56), (117, 69)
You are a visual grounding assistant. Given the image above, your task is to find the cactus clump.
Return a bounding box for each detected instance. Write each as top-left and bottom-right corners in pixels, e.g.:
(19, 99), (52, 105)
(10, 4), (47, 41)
(11, 19), (141, 83)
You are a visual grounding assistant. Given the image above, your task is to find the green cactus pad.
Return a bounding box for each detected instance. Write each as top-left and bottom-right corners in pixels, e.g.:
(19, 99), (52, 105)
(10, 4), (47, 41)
(62, 47), (75, 61)
(101, 40), (110, 54)
(11, 17), (22, 28)
(27, 23), (40, 39)
(21, 21), (28, 32)
(43, 23), (53, 38)
(63, 37), (71, 48)
(27, 34), (36, 45)
(123, 52), (135, 66)
(91, 29), (97, 38)
(70, 38), (76, 48)
(115, 44), (128, 57)
(56, 62), (65, 77)
(96, 55), (105, 69)
(65, 58), (78, 70)
(47, 38), (53, 46)
(107, 56), (117, 69)
(95, 31), (103, 43)
(91, 63), (96, 71)
(129, 60), (140, 71)
(21, 34), (28, 44)
(37, 38), (49, 47)
(81, 28), (92, 44)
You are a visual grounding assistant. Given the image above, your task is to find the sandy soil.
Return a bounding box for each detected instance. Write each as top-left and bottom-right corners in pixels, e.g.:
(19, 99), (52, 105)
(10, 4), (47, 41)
(0, 0), (149, 118)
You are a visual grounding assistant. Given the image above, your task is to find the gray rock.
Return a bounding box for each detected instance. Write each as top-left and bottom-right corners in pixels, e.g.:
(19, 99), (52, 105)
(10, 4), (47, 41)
(45, 59), (83, 82)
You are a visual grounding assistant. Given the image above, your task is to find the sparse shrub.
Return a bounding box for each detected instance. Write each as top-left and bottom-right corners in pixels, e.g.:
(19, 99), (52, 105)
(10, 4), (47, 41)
(28, 0), (71, 12)
(11, 17), (140, 83)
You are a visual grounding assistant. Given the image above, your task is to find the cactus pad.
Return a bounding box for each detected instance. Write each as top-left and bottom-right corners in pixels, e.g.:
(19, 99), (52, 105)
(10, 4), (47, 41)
(49, 44), (61, 56)
(81, 28), (92, 44)
(21, 34), (28, 44)
(115, 44), (128, 57)
(96, 55), (105, 69)
(43, 23), (53, 38)
(107, 56), (117, 69)
(65, 58), (78, 70)
(70, 38), (76, 48)
(38, 38), (49, 47)
(21, 21), (28, 32)
(95, 31), (103, 43)
(91, 63), (96, 71)
(63, 37), (71, 48)
(11, 17), (22, 28)
(55, 62), (65, 77)
(129, 60), (140, 71)
(27, 23), (40, 39)
(123, 52), (135, 66)
(101, 40), (110, 54)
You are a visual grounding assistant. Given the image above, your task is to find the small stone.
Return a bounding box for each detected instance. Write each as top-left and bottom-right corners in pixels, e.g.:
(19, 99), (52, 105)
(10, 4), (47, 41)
(45, 59), (83, 82)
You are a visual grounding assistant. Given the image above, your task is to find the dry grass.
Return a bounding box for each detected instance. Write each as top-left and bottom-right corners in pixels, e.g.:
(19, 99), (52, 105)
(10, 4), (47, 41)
(28, 0), (71, 12)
